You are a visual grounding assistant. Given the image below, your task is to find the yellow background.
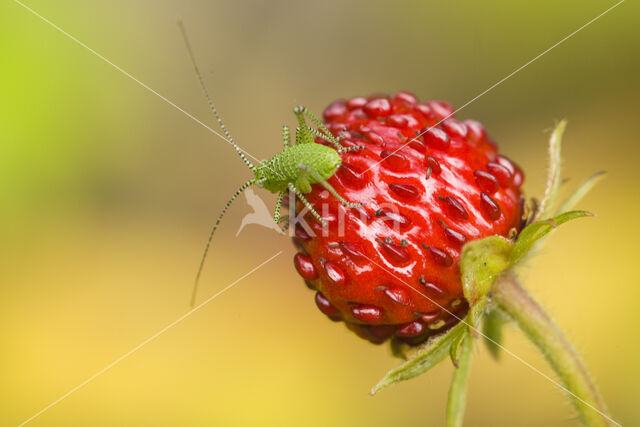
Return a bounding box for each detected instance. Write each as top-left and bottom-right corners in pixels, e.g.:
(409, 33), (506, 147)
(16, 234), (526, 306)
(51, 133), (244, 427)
(1, 1), (638, 425)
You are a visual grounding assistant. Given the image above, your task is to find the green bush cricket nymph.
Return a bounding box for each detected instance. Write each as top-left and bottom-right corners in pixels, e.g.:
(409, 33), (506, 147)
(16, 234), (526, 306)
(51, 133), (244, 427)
(179, 23), (363, 305)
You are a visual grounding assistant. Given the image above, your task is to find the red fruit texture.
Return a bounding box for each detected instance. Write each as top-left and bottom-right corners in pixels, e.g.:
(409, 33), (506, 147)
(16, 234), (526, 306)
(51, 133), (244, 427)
(291, 92), (524, 345)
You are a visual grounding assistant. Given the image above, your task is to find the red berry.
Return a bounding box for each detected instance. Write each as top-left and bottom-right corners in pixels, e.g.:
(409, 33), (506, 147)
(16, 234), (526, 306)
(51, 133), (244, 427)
(292, 93), (523, 344)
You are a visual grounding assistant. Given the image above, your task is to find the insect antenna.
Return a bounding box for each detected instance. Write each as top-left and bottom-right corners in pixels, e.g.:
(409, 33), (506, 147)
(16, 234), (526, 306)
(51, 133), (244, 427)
(191, 178), (256, 306)
(178, 20), (255, 170)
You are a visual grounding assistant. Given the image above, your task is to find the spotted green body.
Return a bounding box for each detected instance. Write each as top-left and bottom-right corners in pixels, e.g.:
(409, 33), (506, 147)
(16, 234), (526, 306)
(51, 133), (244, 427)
(257, 143), (342, 193)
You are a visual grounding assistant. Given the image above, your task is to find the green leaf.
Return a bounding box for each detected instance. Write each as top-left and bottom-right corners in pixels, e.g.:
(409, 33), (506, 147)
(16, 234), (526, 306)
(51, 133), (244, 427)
(555, 171), (606, 215)
(483, 307), (510, 360)
(446, 333), (474, 427)
(371, 322), (465, 395)
(460, 236), (512, 305)
(510, 210), (593, 265)
(533, 120), (566, 222)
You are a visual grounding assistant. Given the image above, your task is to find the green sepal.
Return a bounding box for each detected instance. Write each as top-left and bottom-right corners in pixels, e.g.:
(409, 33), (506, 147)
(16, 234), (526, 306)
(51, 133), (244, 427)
(483, 307), (510, 360)
(459, 236), (512, 305)
(533, 120), (566, 222)
(371, 321), (466, 395)
(510, 210), (593, 265)
(554, 171), (606, 215)
(446, 333), (474, 427)
(389, 336), (408, 361)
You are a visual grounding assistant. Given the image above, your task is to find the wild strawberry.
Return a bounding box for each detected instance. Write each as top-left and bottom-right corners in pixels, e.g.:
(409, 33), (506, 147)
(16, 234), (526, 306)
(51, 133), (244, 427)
(291, 92), (523, 344)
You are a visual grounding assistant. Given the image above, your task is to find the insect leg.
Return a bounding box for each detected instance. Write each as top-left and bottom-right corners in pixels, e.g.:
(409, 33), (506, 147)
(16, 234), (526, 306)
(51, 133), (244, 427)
(273, 191), (285, 224)
(191, 178), (255, 306)
(288, 182), (327, 226)
(295, 125), (314, 145)
(282, 125), (291, 147)
(294, 106), (342, 149)
(299, 106), (341, 144)
(273, 191), (290, 233)
(337, 145), (365, 154)
(307, 127), (343, 151)
(293, 107), (315, 145)
(305, 167), (362, 208)
(306, 126), (362, 153)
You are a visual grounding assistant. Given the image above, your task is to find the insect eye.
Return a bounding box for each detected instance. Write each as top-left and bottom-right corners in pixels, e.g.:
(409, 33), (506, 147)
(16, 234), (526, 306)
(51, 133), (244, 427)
(257, 179), (265, 188)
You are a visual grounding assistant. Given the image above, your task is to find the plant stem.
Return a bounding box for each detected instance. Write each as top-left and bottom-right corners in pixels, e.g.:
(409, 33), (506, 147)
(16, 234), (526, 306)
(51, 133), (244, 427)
(446, 333), (473, 427)
(492, 271), (614, 427)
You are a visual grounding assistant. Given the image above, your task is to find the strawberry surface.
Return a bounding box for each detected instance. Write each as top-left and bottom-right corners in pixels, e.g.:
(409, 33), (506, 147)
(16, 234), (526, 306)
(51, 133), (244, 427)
(291, 92), (523, 344)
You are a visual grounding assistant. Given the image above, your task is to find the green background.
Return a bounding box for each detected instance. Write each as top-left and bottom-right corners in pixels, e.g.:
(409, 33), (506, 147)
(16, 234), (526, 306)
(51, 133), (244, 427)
(1, 0), (638, 425)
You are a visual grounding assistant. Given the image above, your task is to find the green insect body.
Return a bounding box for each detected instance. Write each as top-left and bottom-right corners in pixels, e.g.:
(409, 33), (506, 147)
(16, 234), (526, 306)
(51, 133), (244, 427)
(256, 143), (342, 194)
(179, 24), (362, 305)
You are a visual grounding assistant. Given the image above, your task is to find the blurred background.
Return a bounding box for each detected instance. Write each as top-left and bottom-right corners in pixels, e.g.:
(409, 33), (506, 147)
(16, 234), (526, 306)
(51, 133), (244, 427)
(1, 0), (638, 425)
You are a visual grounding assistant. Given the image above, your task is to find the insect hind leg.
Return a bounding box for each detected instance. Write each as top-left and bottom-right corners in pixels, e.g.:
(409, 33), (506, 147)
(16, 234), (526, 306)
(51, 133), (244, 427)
(304, 165), (362, 209)
(320, 179), (362, 208)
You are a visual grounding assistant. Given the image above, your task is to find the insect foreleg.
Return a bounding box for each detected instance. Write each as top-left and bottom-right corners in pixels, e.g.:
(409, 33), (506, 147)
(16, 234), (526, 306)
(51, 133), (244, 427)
(288, 182), (326, 226)
(191, 178), (256, 306)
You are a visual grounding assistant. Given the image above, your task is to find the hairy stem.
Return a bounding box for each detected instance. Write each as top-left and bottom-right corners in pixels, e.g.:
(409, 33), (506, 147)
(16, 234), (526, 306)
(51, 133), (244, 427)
(492, 271), (614, 427)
